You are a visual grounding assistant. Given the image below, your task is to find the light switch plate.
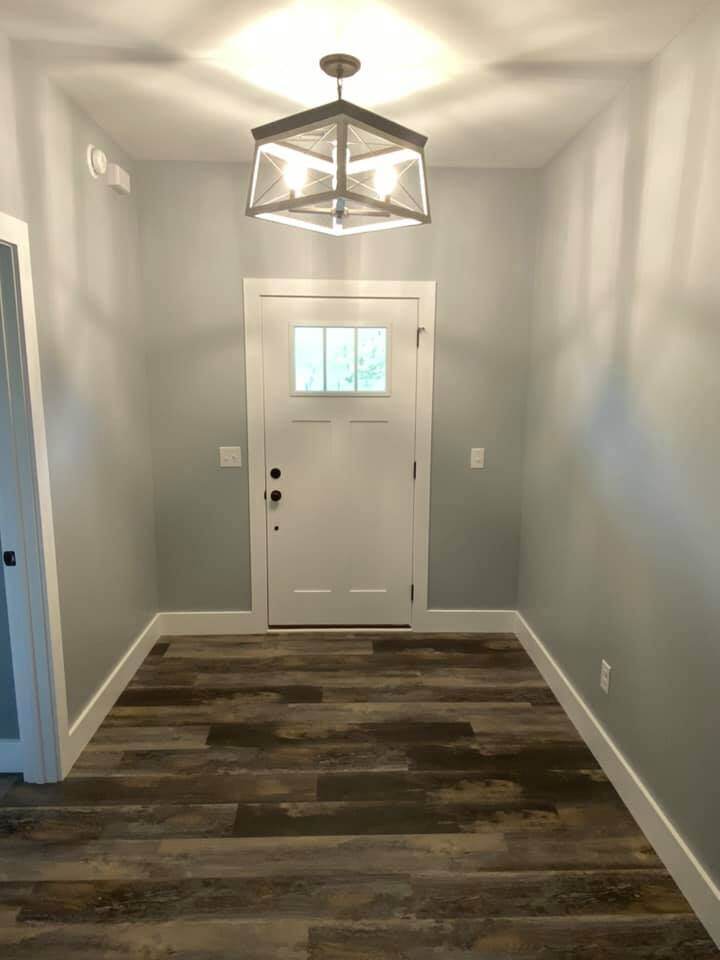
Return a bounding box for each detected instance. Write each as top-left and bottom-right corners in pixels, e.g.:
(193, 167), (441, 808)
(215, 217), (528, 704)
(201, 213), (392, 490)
(219, 446), (242, 468)
(470, 448), (485, 469)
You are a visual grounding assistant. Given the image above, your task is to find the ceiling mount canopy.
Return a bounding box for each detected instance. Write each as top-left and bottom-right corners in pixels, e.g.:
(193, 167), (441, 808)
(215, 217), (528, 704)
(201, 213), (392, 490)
(246, 54), (430, 237)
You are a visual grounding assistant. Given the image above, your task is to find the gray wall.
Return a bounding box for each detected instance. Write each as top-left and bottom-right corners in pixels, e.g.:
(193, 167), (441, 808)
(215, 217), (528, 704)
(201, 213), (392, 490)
(8, 49), (158, 723)
(137, 163), (537, 612)
(519, 1), (720, 885)
(0, 33), (23, 222)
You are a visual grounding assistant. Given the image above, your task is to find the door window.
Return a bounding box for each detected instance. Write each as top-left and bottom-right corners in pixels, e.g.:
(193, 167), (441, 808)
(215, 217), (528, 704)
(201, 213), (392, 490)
(292, 325), (389, 395)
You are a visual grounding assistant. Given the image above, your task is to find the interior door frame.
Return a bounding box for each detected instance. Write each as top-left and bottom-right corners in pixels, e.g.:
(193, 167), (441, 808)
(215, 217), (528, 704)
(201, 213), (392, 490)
(0, 211), (64, 782)
(243, 278), (437, 631)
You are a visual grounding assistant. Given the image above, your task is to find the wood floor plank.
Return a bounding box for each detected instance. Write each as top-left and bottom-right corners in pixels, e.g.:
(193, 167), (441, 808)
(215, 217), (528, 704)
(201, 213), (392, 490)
(134, 660), (545, 685)
(0, 804), (238, 841)
(207, 720), (476, 747)
(306, 916), (718, 959)
(319, 683), (558, 705)
(116, 685), (324, 707)
(0, 831), (663, 883)
(141, 651), (539, 671)
(372, 634), (520, 654)
(0, 919), (309, 959)
(109, 744), (411, 776)
(84, 725), (211, 751)
(0, 773), (316, 807)
(12, 876), (414, 923)
(163, 638), (373, 658)
(408, 869), (695, 919)
(316, 767), (624, 808)
(231, 800), (562, 837)
(0, 834), (510, 882)
(103, 701), (541, 726)
(6, 869), (690, 924)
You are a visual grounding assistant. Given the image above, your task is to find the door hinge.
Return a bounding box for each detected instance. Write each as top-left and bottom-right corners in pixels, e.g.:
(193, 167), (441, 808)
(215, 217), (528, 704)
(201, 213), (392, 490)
(263, 490), (267, 500)
(410, 583), (415, 603)
(416, 327), (421, 348)
(413, 461), (417, 480)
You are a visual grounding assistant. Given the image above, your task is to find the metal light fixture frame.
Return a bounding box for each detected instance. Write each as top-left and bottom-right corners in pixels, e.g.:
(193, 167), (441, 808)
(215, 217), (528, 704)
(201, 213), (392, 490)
(246, 54), (430, 237)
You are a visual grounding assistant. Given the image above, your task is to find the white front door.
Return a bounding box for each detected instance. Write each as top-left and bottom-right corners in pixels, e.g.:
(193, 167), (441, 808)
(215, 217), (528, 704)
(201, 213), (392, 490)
(262, 296), (418, 626)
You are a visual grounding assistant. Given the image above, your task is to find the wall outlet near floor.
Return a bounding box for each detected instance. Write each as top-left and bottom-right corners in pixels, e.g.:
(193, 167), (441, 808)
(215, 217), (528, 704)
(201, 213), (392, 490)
(470, 447), (485, 469)
(219, 446), (242, 468)
(600, 659), (612, 694)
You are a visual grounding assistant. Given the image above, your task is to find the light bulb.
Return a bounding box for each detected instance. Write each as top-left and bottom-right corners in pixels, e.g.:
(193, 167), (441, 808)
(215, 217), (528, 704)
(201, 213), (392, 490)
(284, 160), (307, 195)
(374, 164), (398, 199)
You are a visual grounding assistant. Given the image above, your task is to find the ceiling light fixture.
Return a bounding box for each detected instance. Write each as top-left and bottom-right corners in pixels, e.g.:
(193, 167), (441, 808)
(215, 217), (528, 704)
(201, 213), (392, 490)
(246, 54), (430, 236)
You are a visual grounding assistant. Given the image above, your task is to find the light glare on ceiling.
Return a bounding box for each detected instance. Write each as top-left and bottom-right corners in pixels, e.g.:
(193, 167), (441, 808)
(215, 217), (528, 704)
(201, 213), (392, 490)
(208, 0), (459, 106)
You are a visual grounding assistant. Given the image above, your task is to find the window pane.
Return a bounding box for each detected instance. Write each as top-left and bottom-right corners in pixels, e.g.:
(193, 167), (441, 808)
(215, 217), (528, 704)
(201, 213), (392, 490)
(326, 327), (355, 391)
(294, 327), (324, 392)
(357, 327), (387, 392)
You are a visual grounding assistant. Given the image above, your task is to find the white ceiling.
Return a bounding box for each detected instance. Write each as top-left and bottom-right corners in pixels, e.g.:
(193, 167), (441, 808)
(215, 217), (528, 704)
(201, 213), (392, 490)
(1, 0), (709, 167)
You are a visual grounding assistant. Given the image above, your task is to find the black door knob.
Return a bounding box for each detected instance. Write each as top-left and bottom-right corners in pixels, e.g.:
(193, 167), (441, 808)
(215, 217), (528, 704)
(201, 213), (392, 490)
(270, 467), (281, 479)
(3, 551), (17, 567)
(270, 490), (282, 502)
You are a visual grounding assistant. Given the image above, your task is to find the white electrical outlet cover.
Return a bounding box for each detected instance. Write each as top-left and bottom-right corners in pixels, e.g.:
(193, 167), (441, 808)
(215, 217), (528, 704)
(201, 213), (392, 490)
(470, 448), (485, 469)
(600, 660), (612, 694)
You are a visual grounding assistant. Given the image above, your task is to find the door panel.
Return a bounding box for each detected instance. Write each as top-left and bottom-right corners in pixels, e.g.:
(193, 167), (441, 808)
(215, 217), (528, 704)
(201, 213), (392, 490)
(262, 296), (417, 626)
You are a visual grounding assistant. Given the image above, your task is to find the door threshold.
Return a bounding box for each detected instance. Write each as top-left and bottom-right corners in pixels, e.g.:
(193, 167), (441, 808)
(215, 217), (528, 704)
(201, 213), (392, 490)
(268, 624), (412, 632)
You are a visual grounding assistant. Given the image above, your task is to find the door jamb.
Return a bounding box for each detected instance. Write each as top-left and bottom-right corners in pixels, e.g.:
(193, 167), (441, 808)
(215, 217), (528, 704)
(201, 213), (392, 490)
(0, 211), (64, 782)
(243, 278), (437, 631)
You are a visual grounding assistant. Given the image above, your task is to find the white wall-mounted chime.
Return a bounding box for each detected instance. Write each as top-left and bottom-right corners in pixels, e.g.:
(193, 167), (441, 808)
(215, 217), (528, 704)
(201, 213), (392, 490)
(86, 144), (132, 196)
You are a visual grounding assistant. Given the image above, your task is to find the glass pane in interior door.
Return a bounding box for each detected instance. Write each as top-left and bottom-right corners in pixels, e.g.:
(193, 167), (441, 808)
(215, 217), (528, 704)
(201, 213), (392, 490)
(357, 327), (387, 392)
(326, 327), (355, 391)
(294, 326), (324, 392)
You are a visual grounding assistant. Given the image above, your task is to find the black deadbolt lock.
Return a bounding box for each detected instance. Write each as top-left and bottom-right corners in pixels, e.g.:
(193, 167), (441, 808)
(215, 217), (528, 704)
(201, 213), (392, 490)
(3, 551), (17, 567)
(270, 467), (281, 479)
(270, 490), (282, 502)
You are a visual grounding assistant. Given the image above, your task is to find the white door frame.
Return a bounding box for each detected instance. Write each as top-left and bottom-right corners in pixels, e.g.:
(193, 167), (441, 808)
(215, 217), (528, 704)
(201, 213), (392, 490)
(0, 211), (64, 782)
(243, 278), (437, 631)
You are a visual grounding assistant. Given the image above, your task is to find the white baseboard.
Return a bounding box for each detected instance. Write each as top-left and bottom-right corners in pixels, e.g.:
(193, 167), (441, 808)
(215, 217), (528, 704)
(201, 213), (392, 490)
(61, 613), (163, 776)
(513, 611), (720, 948)
(0, 739), (23, 773)
(156, 610), (266, 636)
(412, 609), (517, 632)
(156, 609), (516, 636)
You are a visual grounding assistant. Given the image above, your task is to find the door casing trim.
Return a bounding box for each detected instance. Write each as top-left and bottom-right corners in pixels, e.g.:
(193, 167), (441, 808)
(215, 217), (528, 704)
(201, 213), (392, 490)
(243, 278), (437, 631)
(0, 211), (64, 782)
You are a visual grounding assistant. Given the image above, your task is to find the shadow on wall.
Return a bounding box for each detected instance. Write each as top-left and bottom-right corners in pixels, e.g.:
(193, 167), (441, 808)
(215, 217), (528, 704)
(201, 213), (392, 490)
(519, 9), (720, 884)
(11, 56), (157, 724)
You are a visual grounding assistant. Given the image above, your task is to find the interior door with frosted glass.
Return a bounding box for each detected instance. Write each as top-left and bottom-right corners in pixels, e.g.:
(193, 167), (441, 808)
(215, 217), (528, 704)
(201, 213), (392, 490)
(262, 296), (418, 626)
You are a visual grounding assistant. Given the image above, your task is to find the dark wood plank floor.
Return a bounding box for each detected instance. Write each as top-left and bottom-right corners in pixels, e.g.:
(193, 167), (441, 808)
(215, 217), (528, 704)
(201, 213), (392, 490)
(1, 631), (717, 958)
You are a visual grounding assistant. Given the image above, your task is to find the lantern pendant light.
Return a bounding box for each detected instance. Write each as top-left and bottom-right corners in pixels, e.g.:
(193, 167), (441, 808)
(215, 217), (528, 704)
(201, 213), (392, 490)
(246, 54), (430, 236)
